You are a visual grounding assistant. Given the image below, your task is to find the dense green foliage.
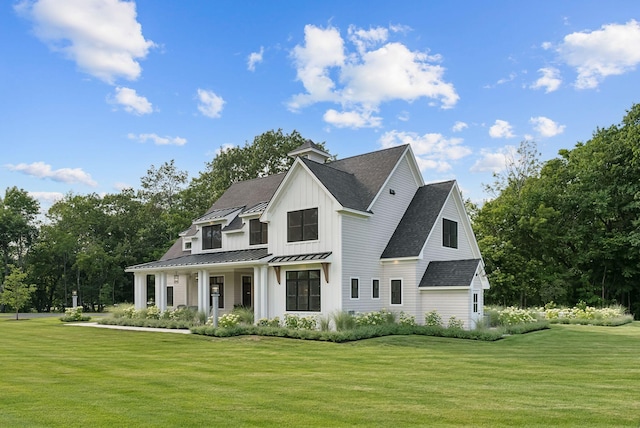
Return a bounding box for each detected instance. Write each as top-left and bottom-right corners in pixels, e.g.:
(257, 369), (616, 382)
(1, 317), (639, 426)
(0, 265), (36, 319)
(475, 104), (640, 316)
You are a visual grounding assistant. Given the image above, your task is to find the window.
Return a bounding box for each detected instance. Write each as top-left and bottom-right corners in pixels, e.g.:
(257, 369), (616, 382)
(473, 292), (479, 313)
(202, 224), (222, 250)
(167, 286), (174, 307)
(249, 219), (268, 245)
(286, 270), (321, 311)
(350, 278), (359, 299)
(287, 208), (318, 242)
(372, 279), (380, 299)
(443, 218), (458, 249)
(391, 279), (402, 305)
(210, 276), (224, 309)
(184, 241), (192, 250)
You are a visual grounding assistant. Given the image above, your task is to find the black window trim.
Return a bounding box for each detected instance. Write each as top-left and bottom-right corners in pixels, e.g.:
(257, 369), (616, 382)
(442, 218), (458, 249)
(287, 207), (319, 242)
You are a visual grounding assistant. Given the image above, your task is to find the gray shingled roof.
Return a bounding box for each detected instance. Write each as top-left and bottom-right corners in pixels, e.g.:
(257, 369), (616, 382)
(419, 259), (481, 287)
(207, 173), (286, 212)
(301, 144), (408, 212)
(381, 180), (455, 259)
(128, 248), (270, 271)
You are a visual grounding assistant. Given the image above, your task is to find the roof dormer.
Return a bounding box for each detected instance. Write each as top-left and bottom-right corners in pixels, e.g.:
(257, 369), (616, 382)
(288, 139), (331, 164)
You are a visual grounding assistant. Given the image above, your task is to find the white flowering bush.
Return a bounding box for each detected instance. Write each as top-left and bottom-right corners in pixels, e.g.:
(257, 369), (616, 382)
(354, 309), (395, 326)
(122, 305), (136, 319)
(284, 314), (317, 330)
(538, 303), (629, 323)
(497, 306), (537, 326)
(59, 307), (91, 322)
(216, 313), (241, 328)
(257, 317), (281, 327)
(398, 312), (417, 326)
(447, 316), (465, 330)
(424, 310), (443, 327)
(146, 305), (161, 320)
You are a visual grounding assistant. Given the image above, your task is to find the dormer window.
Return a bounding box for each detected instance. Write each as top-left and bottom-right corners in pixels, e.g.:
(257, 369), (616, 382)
(202, 224), (222, 250)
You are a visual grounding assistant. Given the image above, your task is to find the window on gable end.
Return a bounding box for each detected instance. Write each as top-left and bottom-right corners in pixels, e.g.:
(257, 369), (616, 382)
(442, 218), (458, 249)
(287, 208), (318, 242)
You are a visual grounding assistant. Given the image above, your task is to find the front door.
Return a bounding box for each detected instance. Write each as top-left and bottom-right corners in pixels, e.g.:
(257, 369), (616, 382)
(242, 276), (252, 307)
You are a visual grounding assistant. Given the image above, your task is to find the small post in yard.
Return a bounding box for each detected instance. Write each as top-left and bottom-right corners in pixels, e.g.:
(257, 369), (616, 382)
(211, 285), (219, 328)
(72, 290), (78, 309)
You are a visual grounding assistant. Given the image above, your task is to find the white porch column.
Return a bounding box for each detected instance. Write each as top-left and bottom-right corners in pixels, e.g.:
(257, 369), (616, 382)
(197, 270), (210, 315)
(134, 273), (147, 310)
(260, 265), (268, 319)
(253, 266), (261, 321)
(156, 272), (167, 311)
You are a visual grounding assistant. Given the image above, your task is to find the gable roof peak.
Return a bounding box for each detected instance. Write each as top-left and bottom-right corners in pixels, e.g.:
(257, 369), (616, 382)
(288, 139), (331, 163)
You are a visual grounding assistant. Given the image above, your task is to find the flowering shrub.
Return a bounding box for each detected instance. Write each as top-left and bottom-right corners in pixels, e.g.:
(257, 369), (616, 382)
(354, 309), (395, 326)
(498, 306), (537, 326)
(59, 307), (91, 322)
(538, 303), (628, 322)
(424, 310), (443, 327)
(146, 305), (161, 320)
(215, 313), (241, 328)
(122, 305), (136, 319)
(398, 312), (417, 326)
(284, 314), (317, 330)
(447, 316), (464, 330)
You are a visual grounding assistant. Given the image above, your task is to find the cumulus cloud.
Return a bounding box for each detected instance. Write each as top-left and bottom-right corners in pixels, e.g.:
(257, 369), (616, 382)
(452, 121), (468, 132)
(530, 116), (565, 137)
(197, 89), (225, 118)
(110, 86), (152, 115)
(247, 46), (264, 71)
(289, 24), (458, 129)
(323, 108), (382, 129)
(470, 146), (517, 173)
(530, 67), (562, 93)
(556, 20), (640, 89)
(15, 0), (155, 84)
(127, 133), (187, 146)
(5, 161), (97, 186)
(380, 130), (471, 172)
(489, 120), (515, 138)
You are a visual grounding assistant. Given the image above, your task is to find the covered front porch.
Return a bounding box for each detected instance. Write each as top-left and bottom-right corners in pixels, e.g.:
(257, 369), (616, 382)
(126, 249), (271, 320)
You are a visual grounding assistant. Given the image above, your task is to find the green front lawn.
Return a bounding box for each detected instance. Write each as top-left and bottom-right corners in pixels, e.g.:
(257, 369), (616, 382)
(1, 318), (639, 427)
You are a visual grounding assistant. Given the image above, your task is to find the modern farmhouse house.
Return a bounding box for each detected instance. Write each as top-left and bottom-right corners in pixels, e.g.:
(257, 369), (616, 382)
(126, 141), (489, 328)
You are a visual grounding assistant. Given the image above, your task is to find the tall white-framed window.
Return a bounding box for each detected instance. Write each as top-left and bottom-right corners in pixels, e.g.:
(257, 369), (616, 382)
(371, 278), (380, 300)
(390, 278), (403, 305)
(473, 292), (479, 313)
(350, 277), (359, 300)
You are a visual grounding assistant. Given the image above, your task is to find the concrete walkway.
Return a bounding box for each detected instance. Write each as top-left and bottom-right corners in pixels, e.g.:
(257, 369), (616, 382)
(65, 322), (191, 334)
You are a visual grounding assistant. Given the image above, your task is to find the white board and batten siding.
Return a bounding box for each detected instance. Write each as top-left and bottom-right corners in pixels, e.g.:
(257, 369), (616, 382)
(264, 165), (343, 318)
(341, 155), (421, 314)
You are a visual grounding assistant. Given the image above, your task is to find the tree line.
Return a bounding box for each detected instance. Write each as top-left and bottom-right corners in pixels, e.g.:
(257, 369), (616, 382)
(2, 106), (640, 317)
(474, 104), (640, 316)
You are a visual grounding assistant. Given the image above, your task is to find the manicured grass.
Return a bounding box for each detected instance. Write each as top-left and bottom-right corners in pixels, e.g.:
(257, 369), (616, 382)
(1, 318), (639, 427)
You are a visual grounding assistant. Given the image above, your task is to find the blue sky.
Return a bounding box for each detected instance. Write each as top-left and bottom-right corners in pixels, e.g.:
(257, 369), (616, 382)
(2, 1), (640, 213)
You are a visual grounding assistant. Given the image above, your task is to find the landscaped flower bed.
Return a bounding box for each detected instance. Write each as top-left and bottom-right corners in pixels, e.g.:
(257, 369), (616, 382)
(485, 303), (633, 327)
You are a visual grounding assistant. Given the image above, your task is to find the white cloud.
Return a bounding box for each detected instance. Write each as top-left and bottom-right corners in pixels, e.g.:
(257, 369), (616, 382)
(530, 67), (562, 93)
(323, 109), (382, 129)
(111, 86), (152, 115)
(28, 191), (64, 204)
(470, 146), (517, 173)
(16, 0), (155, 84)
(289, 24), (458, 129)
(530, 116), (565, 137)
(114, 182), (132, 191)
(452, 121), (468, 132)
(247, 46), (264, 71)
(127, 133), (186, 146)
(557, 20), (640, 89)
(489, 120), (515, 138)
(380, 130), (471, 173)
(197, 89), (225, 118)
(6, 161), (97, 186)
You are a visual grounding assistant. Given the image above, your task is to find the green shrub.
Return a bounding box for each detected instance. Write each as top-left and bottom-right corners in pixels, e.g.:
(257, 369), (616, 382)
(59, 307), (91, 322)
(399, 311), (417, 326)
(424, 310), (443, 327)
(447, 316), (465, 330)
(283, 314), (316, 330)
(354, 309), (395, 326)
(257, 317), (281, 327)
(232, 306), (255, 325)
(332, 311), (357, 331)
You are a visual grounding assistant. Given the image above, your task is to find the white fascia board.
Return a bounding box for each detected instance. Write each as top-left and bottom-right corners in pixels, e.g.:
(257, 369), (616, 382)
(419, 286), (470, 291)
(337, 207), (372, 218)
(380, 256), (422, 263)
